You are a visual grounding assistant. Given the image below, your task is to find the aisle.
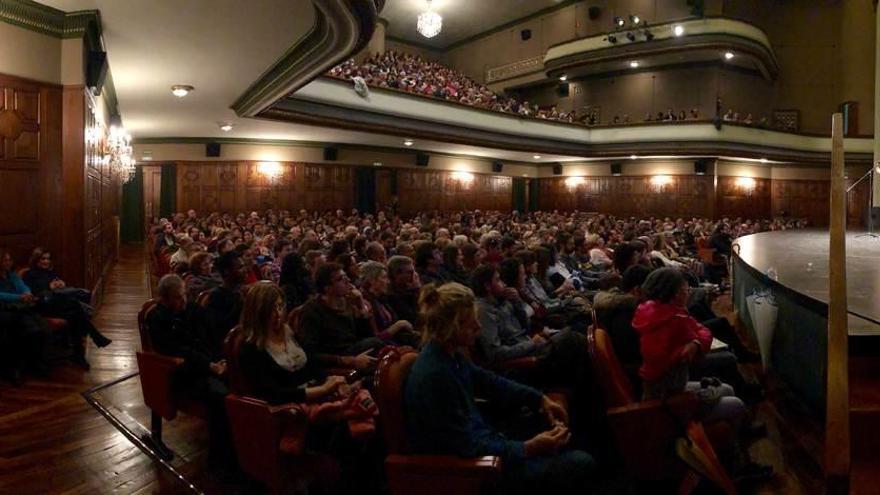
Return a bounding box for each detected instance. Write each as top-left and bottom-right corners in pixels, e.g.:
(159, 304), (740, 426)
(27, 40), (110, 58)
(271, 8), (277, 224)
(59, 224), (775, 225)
(0, 244), (187, 494)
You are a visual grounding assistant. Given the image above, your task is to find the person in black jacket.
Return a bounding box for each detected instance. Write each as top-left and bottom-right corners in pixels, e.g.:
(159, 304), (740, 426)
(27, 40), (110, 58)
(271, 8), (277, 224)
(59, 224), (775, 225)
(146, 274), (234, 473)
(203, 251), (246, 356)
(24, 247), (111, 369)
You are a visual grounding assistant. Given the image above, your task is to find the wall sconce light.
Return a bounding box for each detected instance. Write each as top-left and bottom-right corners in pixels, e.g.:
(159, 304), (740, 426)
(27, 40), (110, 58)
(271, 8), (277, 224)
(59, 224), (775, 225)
(565, 176), (585, 188)
(451, 171), (475, 183)
(650, 175), (673, 187)
(258, 161), (283, 182)
(735, 176), (756, 192)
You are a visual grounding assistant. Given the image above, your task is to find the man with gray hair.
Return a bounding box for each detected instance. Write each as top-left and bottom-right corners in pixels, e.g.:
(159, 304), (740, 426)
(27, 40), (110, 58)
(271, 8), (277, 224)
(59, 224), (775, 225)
(145, 274), (234, 471)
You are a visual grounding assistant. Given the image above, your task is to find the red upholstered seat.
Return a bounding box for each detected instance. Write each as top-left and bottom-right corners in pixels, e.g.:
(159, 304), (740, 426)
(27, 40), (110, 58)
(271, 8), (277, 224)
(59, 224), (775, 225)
(374, 347), (503, 495)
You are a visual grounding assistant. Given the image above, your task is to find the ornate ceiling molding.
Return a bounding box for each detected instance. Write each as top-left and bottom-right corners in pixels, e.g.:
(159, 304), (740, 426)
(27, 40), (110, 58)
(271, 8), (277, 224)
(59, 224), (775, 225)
(0, 0), (101, 39)
(232, 0), (380, 118)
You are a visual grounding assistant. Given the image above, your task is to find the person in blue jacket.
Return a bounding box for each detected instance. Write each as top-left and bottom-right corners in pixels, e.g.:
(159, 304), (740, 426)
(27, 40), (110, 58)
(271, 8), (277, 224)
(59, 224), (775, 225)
(404, 282), (596, 494)
(0, 248), (49, 384)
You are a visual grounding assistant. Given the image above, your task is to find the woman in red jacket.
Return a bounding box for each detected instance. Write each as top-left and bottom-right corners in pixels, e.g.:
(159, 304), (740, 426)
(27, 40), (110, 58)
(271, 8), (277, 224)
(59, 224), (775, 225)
(632, 268), (742, 423)
(632, 268), (773, 482)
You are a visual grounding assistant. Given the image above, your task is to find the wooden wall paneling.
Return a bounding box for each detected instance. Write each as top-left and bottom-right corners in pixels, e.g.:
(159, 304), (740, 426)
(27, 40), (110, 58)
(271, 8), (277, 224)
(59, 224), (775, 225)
(60, 86), (86, 287)
(771, 179), (831, 226)
(715, 177), (772, 220)
(845, 176), (869, 227)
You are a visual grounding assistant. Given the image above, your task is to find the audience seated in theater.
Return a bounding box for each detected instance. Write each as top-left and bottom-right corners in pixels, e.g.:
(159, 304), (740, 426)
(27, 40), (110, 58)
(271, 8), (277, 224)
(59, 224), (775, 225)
(298, 263), (382, 372)
(262, 239), (293, 284)
(184, 252), (221, 303)
(25, 247), (112, 369)
(405, 282), (596, 495)
(414, 241), (446, 286)
(441, 243), (469, 285)
(0, 248), (49, 384)
(358, 261), (420, 347)
(170, 235), (195, 269)
(146, 274), (235, 472)
(204, 251), (246, 356)
(632, 268), (772, 482)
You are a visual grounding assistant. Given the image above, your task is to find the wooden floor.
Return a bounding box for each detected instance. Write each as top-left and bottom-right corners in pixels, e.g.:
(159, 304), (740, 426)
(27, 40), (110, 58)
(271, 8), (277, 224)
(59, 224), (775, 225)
(1, 244), (876, 494)
(0, 244), (193, 494)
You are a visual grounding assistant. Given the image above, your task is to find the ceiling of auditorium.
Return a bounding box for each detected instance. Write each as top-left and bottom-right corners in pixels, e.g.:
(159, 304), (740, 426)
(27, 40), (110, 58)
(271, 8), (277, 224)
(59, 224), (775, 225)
(382, 0), (569, 49)
(37, 0), (315, 139)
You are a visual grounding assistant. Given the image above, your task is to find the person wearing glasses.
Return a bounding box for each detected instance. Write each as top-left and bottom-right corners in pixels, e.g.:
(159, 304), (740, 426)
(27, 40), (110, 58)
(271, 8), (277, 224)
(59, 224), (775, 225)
(24, 247), (112, 369)
(298, 262), (384, 373)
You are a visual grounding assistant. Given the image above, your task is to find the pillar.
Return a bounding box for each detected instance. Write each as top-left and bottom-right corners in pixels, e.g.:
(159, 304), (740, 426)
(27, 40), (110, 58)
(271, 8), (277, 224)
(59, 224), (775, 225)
(358, 17), (386, 61)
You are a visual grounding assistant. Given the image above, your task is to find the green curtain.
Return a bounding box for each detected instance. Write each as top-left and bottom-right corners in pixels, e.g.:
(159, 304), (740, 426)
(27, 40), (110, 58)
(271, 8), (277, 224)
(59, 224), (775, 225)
(528, 179), (539, 212)
(159, 163), (177, 218)
(120, 166), (144, 242)
(512, 178), (526, 212)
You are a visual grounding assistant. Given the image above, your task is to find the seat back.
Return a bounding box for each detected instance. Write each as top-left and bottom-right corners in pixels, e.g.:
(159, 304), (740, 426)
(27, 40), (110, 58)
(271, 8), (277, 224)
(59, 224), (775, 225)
(375, 347), (419, 454)
(586, 325), (635, 408)
(288, 304), (305, 338)
(224, 325), (251, 396)
(137, 299), (159, 352)
(225, 395), (287, 490)
(196, 290), (212, 308)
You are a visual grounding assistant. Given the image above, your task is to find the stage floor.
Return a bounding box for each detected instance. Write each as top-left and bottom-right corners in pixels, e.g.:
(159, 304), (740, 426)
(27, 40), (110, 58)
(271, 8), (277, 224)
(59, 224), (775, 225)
(733, 230), (880, 335)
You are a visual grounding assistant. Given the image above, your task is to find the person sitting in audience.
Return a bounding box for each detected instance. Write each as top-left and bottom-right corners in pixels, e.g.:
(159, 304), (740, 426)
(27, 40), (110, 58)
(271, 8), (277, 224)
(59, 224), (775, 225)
(185, 251), (221, 302)
(204, 251), (246, 355)
(298, 263), (382, 373)
(24, 248), (111, 368)
(385, 255), (421, 325)
(632, 268), (772, 482)
(279, 252), (313, 312)
(146, 274), (235, 473)
(170, 235), (195, 269)
(364, 241), (386, 264)
(414, 241), (445, 286)
(262, 239), (292, 284)
(359, 261), (420, 346)
(405, 282), (596, 495)
(0, 248), (49, 383)
(441, 244), (469, 285)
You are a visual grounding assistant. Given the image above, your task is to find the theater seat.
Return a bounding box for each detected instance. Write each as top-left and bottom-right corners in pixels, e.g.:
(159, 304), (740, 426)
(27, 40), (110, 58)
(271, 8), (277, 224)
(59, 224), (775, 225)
(288, 303), (357, 377)
(135, 299), (208, 461)
(586, 324), (735, 494)
(375, 347), (503, 495)
(16, 267), (70, 334)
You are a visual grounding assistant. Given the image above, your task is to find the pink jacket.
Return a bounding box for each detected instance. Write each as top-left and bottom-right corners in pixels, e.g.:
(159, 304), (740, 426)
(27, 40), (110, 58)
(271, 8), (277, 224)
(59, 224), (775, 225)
(631, 300), (713, 382)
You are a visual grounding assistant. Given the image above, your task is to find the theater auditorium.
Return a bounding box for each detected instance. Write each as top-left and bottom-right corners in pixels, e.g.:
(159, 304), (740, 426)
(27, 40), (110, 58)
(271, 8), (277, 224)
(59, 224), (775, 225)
(1, 0), (879, 493)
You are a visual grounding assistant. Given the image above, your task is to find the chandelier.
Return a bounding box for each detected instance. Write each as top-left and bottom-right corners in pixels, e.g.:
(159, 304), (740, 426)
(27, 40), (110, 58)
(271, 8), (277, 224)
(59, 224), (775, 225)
(417, 0), (442, 38)
(106, 126), (136, 183)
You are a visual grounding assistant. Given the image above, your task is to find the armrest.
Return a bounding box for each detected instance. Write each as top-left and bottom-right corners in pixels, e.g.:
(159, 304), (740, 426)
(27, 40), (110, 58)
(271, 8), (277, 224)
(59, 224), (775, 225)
(493, 356), (539, 371)
(607, 392), (700, 423)
(385, 454), (502, 478)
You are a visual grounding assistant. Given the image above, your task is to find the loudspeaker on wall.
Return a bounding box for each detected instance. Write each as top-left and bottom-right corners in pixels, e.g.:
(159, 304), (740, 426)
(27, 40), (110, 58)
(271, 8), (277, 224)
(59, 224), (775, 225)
(610, 163), (622, 176)
(552, 163), (563, 175)
(206, 142), (221, 157)
(323, 147), (338, 161)
(588, 6), (601, 20)
(521, 29), (532, 41)
(492, 161), (503, 173)
(415, 153), (430, 167)
(694, 159), (709, 175)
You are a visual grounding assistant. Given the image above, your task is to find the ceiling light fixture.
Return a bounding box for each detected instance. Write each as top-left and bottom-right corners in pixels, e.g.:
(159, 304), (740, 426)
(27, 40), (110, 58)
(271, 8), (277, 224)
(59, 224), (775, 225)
(613, 16), (625, 29)
(533, 154), (542, 160)
(403, 139), (414, 147)
(760, 158), (769, 163)
(724, 51), (735, 60)
(417, 0), (442, 39)
(219, 122), (234, 132)
(630, 14), (641, 25)
(171, 84), (194, 98)
(672, 24), (684, 37)
(559, 75), (568, 82)
(630, 154), (638, 160)
(629, 60), (640, 68)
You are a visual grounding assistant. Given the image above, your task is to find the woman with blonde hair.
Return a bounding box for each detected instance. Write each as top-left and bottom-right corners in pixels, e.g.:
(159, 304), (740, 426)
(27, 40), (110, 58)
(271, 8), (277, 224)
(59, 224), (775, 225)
(404, 282), (595, 494)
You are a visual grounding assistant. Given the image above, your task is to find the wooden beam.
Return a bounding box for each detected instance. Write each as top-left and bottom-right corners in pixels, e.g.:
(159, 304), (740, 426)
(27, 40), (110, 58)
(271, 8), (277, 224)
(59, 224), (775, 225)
(825, 112), (850, 494)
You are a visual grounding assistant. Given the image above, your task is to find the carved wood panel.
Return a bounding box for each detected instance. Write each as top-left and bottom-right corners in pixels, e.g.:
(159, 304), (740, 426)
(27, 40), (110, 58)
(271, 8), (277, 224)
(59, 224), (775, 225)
(716, 176), (771, 220)
(0, 74), (61, 267)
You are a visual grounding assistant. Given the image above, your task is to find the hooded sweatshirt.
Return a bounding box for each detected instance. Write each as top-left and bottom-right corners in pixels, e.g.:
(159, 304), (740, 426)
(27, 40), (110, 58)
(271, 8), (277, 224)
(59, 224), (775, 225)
(631, 300), (712, 383)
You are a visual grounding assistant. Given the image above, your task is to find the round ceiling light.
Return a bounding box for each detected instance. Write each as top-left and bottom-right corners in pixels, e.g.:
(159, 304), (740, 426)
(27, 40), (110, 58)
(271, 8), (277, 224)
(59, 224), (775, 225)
(629, 60), (640, 68)
(533, 154), (542, 160)
(403, 139), (414, 147)
(630, 154), (638, 160)
(724, 51), (735, 60)
(219, 122), (234, 132)
(672, 24), (684, 37)
(559, 75), (568, 81)
(171, 85), (194, 97)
